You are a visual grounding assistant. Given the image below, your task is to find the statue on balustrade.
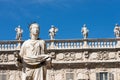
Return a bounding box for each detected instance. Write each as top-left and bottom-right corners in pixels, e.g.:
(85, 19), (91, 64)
(15, 25), (23, 40)
(114, 24), (120, 38)
(49, 25), (58, 40)
(16, 23), (52, 80)
(81, 24), (89, 39)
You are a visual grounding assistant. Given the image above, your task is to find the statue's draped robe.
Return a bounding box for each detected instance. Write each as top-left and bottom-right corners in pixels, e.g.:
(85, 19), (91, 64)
(19, 40), (46, 80)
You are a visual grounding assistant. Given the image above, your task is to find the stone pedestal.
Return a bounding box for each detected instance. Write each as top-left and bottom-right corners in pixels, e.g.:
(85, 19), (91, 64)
(116, 38), (120, 48)
(83, 40), (88, 48)
(16, 40), (21, 50)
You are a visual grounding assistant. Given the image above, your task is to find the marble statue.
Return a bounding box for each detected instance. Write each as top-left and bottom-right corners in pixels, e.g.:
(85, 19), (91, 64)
(81, 24), (89, 39)
(49, 25), (58, 40)
(18, 23), (51, 80)
(15, 25), (23, 40)
(114, 24), (120, 38)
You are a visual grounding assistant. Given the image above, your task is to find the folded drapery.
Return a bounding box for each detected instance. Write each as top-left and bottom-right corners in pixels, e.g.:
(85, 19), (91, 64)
(23, 55), (49, 65)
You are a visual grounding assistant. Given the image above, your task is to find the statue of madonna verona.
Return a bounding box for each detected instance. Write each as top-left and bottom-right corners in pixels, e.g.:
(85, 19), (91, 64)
(17, 23), (51, 80)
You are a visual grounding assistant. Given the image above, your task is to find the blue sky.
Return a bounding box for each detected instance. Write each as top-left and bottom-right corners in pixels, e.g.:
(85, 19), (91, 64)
(0, 0), (120, 40)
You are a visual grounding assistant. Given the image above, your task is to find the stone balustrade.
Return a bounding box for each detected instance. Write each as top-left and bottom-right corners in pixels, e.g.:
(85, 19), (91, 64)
(88, 38), (117, 48)
(0, 40), (23, 51)
(46, 38), (118, 49)
(0, 38), (119, 51)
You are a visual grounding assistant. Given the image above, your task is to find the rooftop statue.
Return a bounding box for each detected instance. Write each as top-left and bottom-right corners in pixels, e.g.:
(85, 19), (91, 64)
(49, 25), (58, 40)
(17, 23), (51, 80)
(114, 24), (120, 38)
(81, 24), (89, 39)
(15, 25), (23, 40)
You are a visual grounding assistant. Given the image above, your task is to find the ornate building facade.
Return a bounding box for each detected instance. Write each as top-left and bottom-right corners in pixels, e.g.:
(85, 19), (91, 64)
(0, 24), (120, 80)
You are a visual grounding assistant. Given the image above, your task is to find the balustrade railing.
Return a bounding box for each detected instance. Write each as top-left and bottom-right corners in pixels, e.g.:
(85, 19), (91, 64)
(46, 38), (118, 49)
(0, 40), (23, 51)
(0, 38), (118, 51)
(88, 38), (117, 48)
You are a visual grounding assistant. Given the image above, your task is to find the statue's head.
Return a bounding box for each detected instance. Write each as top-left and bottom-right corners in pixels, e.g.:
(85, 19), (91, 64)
(18, 25), (21, 28)
(29, 23), (40, 38)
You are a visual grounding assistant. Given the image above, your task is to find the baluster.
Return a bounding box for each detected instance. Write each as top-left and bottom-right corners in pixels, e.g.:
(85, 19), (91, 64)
(14, 43), (17, 50)
(68, 42), (70, 49)
(96, 42), (98, 48)
(71, 42), (73, 48)
(89, 42), (91, 48)
(59, 42), (62, 49)
(92, 42), (94, 48)
(112, 42), (116, 47)
(0, 44), (1, 50)
(5, 44), (7, 50)
(108, 41), (110, 48)
(3, 44), (6, 50)
(8, 42), (11, 50)
(10, 43), (12, 50)
(57, 42), (60, 49)
(74, 42), (77, 48)
(11, 43), (13, 50)
(110, 42), (112, 48)
(109, 42), (111, 48)
(8, 44), (11, 50)
(2, 44), (5, 50)
(101, 42), (103, 48)
(104, 42), (106, 48)
(80, 42), (82, 48)
(65, 42), (67, 49)
(102, 42), (104, 47)
(60, 42), (62, 48)
(6, 44), (9, 50)
(56, 42), (58, 49)
(70, 42), (72, 48)
(78, 42), (81, 48)
(76, 42), (78, 48)
(6, 44), (8, 50)
(13, 43), (16, 50)
(12, 43), (15, 50)
(65, 42), (68, 49)
(98, 42), (100, 48)
(71, 42), (74, 48)
(107, 42), (109, 48)
(111, 41), (113, 48)
(94, 42), (96, 48)
(62, 42), (64, 49)
(8, 43), (10, 50)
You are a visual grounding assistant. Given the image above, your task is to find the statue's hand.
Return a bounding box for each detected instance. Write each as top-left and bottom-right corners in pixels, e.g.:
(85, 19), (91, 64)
(15, 58), (22, 68)
(46, 57), (51, 61)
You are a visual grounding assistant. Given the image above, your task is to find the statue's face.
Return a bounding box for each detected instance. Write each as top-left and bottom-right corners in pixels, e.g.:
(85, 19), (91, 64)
(30, 24), (39, 36)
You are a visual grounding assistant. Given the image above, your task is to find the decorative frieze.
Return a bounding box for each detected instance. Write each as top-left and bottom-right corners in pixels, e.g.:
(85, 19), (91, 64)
(55, 51), (119, 62)
(0, 53), (8, 62)
(64, 52), (75, 61)
(0, 53), (15, 63)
